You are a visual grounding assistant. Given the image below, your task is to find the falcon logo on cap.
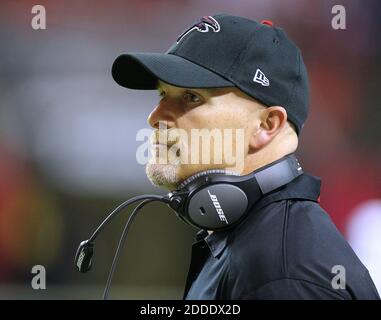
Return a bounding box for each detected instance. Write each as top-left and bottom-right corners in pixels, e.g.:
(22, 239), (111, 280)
(176, 16), (220, 43)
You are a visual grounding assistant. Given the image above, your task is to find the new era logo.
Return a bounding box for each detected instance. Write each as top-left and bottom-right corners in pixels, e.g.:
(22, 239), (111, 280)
(253, 68), (269, 86)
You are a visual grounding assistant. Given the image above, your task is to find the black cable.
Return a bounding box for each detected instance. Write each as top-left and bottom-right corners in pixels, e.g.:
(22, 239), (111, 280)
(102, 199), (154, 300)
(88, 195), (166, 243)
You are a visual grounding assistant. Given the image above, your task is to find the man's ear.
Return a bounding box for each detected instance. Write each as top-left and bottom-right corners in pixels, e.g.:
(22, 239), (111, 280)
(249, 106), (288, 152)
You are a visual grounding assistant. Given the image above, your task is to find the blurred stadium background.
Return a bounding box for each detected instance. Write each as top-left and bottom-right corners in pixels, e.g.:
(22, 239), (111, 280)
(0, 0), (380, 299)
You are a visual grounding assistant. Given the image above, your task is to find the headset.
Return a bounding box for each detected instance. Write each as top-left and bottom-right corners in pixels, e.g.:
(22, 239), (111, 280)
(74, 153), (302, 299)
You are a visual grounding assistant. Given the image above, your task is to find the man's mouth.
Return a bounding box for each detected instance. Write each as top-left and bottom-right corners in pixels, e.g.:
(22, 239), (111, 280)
(151, 141), (177, 148)
(151, 141), (181, 160)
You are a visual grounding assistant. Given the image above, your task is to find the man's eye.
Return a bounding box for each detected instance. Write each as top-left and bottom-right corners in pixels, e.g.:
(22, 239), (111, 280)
(183, 92), (201, 103)
(158, 90), (166, 98)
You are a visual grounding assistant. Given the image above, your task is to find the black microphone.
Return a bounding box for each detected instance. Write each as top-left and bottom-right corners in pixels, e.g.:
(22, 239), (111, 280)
(74, 194), (170, 274)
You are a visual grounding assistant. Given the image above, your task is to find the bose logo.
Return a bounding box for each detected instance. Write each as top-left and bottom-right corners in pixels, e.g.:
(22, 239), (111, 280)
(207, 190), (229, 224)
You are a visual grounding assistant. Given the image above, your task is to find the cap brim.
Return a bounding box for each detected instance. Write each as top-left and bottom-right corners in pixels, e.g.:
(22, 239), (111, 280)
(112, 53), (234, 90)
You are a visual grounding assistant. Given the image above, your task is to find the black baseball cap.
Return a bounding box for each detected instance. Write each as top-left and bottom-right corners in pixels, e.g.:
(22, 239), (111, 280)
(112, 14), (309, 134)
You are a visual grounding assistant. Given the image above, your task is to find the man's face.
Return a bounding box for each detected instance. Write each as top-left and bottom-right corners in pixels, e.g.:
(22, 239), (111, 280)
(146, 80), (265, 190)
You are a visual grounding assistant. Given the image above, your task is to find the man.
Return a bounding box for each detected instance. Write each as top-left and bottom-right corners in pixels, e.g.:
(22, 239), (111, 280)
(112, 15), (380, 299)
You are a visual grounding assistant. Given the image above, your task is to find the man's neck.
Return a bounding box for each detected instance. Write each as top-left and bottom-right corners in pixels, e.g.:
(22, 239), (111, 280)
(241, 148), (295, 176)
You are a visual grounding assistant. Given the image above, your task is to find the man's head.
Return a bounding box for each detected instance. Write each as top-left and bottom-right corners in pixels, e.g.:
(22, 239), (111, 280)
(112, 14), (308, 190)
(145, 81), (298, 189)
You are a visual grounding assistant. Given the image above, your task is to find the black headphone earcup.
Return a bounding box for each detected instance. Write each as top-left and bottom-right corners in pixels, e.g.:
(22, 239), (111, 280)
(186, 184), (248, 230)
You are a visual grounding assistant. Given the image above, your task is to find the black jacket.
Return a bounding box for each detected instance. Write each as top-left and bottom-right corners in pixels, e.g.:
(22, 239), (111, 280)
(184, 173), (380, 300)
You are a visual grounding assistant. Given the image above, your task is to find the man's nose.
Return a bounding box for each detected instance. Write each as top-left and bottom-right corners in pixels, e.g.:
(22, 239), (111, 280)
(147, 101), (175, 129)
